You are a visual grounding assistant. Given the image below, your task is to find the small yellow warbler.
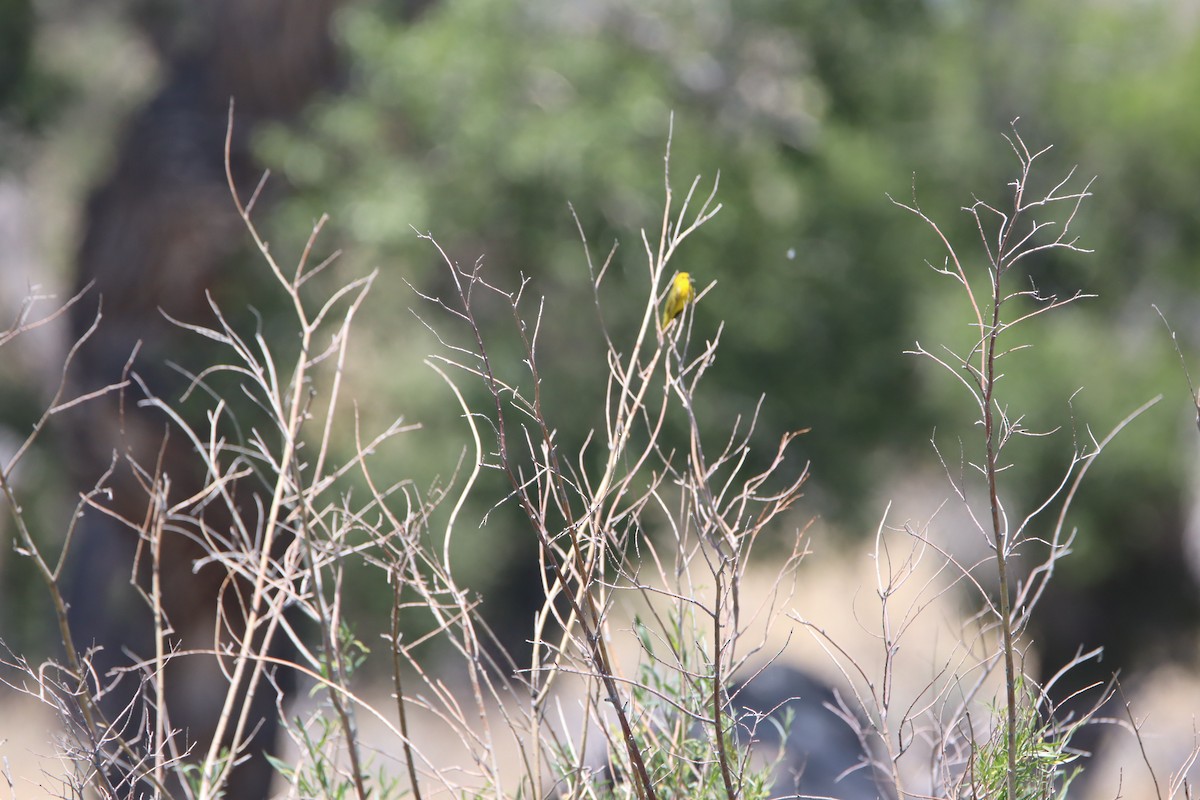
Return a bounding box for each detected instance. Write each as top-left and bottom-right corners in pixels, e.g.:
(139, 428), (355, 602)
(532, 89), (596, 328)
(661, 271), (695, 327)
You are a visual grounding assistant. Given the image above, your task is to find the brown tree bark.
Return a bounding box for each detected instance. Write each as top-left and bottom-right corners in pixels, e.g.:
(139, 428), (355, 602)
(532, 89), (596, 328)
(64, 4), (341, 798)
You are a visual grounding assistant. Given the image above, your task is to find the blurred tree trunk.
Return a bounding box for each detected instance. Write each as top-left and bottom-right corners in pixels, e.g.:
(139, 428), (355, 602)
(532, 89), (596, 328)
(64, 3), (343, 798)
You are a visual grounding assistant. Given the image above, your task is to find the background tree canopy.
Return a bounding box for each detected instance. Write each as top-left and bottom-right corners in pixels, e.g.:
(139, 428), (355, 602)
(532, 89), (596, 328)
(2, 0), (1199, 686)
(260, 0), (1197, 540)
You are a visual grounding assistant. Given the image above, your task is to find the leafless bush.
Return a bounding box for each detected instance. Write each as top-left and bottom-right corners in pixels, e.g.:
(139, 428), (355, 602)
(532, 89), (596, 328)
(788, 122), (1191, 799)
(5, 117), (1198, 800)
(2, 117), (813, 800)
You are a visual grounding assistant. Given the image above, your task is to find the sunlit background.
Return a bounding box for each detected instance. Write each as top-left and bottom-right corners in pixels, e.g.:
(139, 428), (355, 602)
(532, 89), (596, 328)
(3, 0), (1200, 795)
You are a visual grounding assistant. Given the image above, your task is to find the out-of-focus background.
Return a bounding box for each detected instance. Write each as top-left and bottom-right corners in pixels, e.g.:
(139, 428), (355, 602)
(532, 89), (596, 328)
(3, 0), (1200, 795)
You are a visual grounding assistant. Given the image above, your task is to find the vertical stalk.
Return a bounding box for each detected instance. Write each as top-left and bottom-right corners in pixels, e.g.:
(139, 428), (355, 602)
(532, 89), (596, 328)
(390, 585), (424, 800)
(710, 571), (736, 800)
(983, 262), (1018, 800)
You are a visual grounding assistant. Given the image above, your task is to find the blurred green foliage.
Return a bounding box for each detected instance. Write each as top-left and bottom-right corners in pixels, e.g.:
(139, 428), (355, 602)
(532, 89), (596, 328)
(5, 0), (1200, 653)
(259, 0), (1198, 549)
(0, 0), (34, 108)
(255, 0), (1200, 632)
(260, 0), (947, 525)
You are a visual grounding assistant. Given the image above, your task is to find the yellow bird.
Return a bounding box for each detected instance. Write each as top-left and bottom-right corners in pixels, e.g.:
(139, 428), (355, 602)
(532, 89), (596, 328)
(661, 271), (696, 328)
